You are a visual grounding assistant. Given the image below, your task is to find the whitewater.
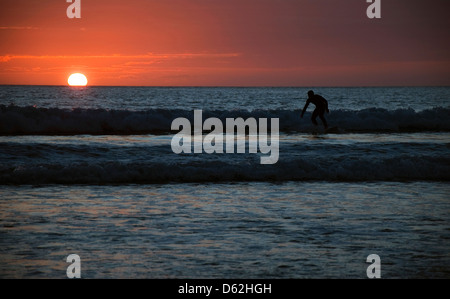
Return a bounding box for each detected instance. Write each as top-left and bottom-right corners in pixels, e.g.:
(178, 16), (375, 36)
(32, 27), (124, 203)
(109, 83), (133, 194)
(0, 86), (449, 184)
(1, 105), (449, 135)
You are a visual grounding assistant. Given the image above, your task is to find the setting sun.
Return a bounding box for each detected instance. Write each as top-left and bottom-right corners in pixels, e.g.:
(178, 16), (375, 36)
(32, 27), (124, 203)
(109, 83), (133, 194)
(68, 73), (88, 86)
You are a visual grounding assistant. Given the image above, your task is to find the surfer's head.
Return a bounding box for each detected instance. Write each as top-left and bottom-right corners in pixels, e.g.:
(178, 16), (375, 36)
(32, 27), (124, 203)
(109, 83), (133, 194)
(307, 90), (314, 98)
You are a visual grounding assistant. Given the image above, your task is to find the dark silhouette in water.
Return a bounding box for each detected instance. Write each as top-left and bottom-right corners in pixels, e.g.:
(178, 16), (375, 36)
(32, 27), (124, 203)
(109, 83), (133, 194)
(301, 90), (329, 129)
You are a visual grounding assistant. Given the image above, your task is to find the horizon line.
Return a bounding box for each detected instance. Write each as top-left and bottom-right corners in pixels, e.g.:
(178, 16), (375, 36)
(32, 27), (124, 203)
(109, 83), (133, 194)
(1, 84), (449, 88)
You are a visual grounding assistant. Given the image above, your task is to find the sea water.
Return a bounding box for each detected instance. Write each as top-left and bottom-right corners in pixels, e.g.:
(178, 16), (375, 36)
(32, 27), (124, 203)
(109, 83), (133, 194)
(0, 86), (449, 278)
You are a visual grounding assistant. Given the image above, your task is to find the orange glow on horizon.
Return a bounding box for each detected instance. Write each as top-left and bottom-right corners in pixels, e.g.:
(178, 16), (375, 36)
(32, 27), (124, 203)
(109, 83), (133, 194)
(0, 0), (448, 86)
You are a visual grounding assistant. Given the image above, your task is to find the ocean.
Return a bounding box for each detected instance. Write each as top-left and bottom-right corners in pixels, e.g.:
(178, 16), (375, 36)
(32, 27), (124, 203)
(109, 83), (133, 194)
(0, 86), (449, 278)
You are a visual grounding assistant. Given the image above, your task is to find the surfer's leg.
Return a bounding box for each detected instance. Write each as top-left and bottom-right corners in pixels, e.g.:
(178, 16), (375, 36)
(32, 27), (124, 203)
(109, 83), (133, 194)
(319, 112), (328, 129)
(311, 109), (319, 126)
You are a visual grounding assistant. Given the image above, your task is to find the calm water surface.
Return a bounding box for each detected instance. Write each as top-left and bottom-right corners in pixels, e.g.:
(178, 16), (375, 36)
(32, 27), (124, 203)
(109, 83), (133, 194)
(0, 182), (448, 278)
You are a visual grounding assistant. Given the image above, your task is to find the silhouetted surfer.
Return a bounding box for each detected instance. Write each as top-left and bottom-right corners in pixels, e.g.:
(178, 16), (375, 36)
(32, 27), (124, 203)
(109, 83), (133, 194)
(301, 90), (329, 129)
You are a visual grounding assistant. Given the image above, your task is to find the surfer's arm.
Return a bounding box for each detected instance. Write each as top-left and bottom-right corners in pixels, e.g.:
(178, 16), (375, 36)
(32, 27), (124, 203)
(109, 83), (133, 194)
(301, 100), (310, 118)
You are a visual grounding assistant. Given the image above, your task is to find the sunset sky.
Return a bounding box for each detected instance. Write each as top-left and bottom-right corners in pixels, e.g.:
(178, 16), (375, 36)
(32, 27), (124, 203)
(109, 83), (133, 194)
(0, 0), (449, 86)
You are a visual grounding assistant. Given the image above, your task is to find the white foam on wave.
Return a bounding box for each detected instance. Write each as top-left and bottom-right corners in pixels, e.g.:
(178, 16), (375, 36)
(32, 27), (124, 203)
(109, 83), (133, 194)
(1, 154), (449, 184)
(1, 105), (449, 135)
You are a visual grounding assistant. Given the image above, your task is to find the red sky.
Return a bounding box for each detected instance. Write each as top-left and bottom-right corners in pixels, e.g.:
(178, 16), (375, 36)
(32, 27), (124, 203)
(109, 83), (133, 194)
(0, 0), (449, 86)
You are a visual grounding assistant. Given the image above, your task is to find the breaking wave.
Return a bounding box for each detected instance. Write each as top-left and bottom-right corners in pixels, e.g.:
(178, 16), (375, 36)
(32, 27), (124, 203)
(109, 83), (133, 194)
(1, 154), (449, 184)
(1, 105), (449, 135)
